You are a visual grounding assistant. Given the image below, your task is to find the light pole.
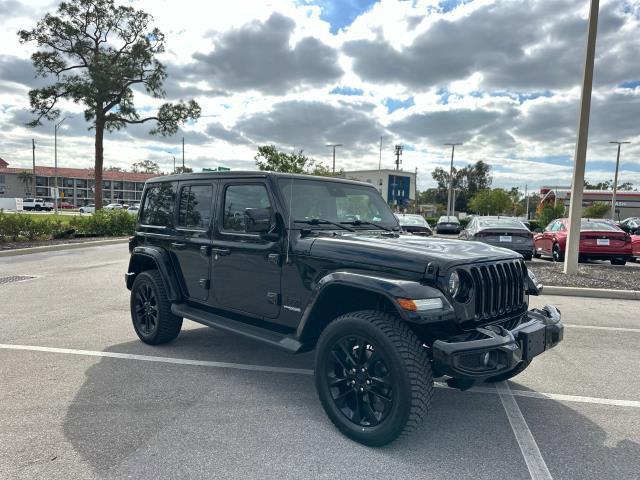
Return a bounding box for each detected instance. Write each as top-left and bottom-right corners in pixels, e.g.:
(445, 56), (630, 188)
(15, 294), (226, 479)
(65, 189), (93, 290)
(167, 151), (176, 173)
(609, 141), (630, 221)
(326, 144), (342, 173)
(54, 116), (70, 215)
(564, 0), (599, 275)
(444, 143), (462, 217)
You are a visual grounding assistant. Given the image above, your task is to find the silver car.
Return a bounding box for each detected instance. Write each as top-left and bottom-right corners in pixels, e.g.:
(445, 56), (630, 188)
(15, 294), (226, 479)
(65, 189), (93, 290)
(459, 216), (534, 260)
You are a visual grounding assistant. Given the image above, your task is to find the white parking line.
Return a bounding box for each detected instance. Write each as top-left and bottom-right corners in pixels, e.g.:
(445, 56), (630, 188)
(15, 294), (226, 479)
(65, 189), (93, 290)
(564, 324), (640, 333)
(496, 381), (553, 480)
(2, 343), (640, 409)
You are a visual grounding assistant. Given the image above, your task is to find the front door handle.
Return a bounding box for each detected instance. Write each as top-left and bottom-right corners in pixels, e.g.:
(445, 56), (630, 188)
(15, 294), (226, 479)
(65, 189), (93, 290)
(171, 242), (187, 250)
(212, 248), (230, 256)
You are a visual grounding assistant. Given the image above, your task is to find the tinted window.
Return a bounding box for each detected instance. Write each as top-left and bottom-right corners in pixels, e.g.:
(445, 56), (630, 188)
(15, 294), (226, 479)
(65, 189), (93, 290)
(140, 182), (176, 226)
(222, 184), (272, 233)
(478, 218), (526, 229)
(178, 184), (213, 229)
(580, 220), (621, 232)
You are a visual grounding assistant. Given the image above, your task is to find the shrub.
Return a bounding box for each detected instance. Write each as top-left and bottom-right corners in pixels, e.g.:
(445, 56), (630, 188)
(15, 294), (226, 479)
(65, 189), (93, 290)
(583, 202), (611, 219)
(69, 209), (136, 236)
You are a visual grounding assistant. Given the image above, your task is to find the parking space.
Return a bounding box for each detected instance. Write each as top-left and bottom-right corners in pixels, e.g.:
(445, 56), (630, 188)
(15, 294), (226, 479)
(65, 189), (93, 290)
(1, 244), (639, 479)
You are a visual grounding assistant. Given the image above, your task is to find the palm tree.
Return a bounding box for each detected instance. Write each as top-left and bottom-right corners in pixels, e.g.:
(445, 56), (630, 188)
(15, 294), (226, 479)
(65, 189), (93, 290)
(18, 171), (34, 196)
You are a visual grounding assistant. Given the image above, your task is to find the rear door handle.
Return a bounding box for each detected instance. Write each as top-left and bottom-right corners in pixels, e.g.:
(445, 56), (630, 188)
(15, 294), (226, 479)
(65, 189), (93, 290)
(171, 242), (187, 250)
(212, 248), (230, 256)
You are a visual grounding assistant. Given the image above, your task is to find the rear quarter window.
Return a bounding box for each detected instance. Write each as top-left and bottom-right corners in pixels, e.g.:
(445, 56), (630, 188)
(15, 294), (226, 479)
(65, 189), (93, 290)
(140, 182), (177, 227)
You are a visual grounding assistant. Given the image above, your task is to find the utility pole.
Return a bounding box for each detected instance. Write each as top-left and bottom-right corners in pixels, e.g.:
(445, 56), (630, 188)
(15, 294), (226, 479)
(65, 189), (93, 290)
(564, 0), (599, 275)
(394, 144), (403, 171)
(182, 137), (185, 170)
(32, 139), (36, 176)
(325, 144), (342, 173)
(525, 184), (530, 220)
(609, 141), (631, 221)
(54, 116), (69, 215)
(444, 143), (462, 217)
(414, 166), (418, 214)
(378, 136), (383, 195)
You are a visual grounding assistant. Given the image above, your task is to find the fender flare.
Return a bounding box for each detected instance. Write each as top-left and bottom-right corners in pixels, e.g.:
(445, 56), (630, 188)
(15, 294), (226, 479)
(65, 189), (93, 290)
(295, 271), (445, 340)
(126, 246), (182, 301)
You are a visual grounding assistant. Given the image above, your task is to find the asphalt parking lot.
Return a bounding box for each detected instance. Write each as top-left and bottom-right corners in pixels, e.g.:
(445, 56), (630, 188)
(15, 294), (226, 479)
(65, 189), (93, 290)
(1, 244), (639, 479)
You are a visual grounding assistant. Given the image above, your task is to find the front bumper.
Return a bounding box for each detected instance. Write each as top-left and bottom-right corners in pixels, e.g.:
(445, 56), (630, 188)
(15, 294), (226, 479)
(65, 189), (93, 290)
(432, 305), (563, 380)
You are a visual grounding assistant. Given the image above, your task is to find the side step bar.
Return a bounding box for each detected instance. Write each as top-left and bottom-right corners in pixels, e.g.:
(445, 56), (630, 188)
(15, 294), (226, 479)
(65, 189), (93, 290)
(171, 303), (304, 353)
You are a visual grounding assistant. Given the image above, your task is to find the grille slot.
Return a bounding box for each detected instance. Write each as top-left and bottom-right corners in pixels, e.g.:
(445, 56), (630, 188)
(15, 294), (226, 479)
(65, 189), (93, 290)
(468, 260), (525, 321)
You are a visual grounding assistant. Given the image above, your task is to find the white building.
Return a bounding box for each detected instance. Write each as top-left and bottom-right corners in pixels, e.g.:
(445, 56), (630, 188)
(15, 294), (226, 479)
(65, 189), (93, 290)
(343, 169), (416, 207)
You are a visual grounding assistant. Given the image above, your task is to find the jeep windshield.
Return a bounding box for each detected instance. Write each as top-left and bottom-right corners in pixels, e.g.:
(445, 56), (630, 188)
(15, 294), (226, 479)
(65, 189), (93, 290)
(279, 177), (400, 231)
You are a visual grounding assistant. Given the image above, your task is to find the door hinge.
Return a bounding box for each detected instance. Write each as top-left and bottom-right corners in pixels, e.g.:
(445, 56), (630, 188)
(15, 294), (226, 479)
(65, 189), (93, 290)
(267, 292), (281, 305)
(199, 278), (210, 289)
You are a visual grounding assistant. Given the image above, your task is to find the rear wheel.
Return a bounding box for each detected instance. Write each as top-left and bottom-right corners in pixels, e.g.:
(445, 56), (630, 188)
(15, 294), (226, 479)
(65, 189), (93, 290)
(314, 310), (433, 446)
(611, 258), (627, 266)
(552, 244), (564, 262)
(130, 270), (182, 345)
(523, 253), (533, 261)
(485, 360), (531, 383)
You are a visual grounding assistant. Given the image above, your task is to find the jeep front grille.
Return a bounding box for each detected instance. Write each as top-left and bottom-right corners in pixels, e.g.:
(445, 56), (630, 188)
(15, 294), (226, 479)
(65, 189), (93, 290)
(468, 260), (526, 321)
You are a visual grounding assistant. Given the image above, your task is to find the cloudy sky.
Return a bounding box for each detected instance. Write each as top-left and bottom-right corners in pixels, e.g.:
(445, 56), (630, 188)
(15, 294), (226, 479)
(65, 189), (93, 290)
(1, 0), (639, 191)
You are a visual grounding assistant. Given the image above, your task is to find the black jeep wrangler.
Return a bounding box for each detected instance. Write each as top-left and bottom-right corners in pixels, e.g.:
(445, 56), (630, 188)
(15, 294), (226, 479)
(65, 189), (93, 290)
(125, 172), (563, 446)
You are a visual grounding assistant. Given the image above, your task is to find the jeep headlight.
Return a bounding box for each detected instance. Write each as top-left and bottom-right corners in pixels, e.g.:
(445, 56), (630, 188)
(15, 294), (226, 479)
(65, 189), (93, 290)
(448, 271), (460, 298)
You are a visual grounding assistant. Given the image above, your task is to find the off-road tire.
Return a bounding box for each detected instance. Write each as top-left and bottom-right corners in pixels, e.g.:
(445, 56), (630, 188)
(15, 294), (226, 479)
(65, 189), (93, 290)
(485, 359), (531, 383)
(314, 310), (433, 446)
(130, 270), (182, 345)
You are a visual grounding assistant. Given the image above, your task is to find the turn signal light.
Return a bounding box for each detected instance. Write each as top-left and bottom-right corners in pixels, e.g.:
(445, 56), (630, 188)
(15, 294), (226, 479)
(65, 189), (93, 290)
(397, 298), (444, 312)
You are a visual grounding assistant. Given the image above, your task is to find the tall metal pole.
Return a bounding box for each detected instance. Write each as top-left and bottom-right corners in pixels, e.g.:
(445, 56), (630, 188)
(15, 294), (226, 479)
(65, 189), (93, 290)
(53, 116), (69, 215)
(444, 143), (462, 217)
(182, 137), (185, 170)
(325, 144), (342, 173)
(564, 0), (599, 275)
(525, 184), (530, 220)
(609, 141), (630, 221)
(378, 136), (383, 195)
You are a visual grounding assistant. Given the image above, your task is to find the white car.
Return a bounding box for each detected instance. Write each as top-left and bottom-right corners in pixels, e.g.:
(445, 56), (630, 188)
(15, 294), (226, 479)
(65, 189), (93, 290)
(79, 204), (96, 214)
(104, 203), (124, 211)
(23, 198), (54, 211)
(126, 205), (140, 215)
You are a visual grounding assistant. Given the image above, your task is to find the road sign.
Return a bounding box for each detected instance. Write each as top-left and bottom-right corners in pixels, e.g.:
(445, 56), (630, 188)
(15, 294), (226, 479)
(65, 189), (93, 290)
(202, 167), (231, 172)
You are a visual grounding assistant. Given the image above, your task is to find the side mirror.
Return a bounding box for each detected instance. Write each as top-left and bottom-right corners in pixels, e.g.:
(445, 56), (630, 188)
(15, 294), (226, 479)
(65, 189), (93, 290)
(534, 228), (543, 233)
(244, 208), (273, 234)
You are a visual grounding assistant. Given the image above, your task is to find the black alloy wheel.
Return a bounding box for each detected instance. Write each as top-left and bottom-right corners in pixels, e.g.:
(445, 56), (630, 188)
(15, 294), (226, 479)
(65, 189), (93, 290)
(325, 335), (394, 428)
(134, 282), (158, 336)
(552, 244), (564, 262)
(315, 310), (433, 446)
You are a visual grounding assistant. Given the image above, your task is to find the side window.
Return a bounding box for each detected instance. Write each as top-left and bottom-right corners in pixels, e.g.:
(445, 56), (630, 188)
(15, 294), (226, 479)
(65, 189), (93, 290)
(546, 221), (557, 232)
(559, 223), (567, 232)
(177, 184), (213, 229)
(222, 184), (272, 234)
(140, 182), (176, 227)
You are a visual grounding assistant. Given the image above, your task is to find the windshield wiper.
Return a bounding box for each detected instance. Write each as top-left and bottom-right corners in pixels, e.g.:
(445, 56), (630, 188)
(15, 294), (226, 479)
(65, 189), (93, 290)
(294, 218), (356, 232)
(340, 220), (397, 232)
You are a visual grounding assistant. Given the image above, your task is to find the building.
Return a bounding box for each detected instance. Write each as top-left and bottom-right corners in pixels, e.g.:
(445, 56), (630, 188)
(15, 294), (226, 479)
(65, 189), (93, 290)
(343, 169), (416, 208)
(540, 186), (640, 220)
(0, 158), (159, 206)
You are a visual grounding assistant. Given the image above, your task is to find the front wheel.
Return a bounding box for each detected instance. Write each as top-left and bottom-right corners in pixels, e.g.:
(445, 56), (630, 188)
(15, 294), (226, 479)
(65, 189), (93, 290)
(314, 310), (433, 446)
(130, 270), (182, 345)
(552, 244), (564, 262)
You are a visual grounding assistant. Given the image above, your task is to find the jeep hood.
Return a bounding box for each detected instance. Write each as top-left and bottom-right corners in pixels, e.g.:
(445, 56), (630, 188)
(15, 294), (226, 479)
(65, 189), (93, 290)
(308, 234), (521, 274)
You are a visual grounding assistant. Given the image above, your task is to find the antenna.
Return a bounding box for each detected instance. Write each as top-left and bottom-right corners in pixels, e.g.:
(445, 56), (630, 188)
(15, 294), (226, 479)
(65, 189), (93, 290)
(285, 178), (294, 264)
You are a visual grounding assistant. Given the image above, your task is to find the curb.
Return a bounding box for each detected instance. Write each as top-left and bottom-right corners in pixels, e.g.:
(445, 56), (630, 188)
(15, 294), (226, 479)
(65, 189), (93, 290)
(0, 238), (128, 257)
(542, 285), (640, 300)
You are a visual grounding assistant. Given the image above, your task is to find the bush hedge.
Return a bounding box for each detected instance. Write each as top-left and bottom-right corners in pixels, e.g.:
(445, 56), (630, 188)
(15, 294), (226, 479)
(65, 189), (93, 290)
(0, 209), (136, 243)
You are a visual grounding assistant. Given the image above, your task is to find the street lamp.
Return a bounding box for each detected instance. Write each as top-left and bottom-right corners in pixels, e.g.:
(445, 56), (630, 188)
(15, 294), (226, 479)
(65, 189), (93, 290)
(444, 143), (462, 217)
(167, 151), (176, 173)
(325, 144), (342, 173)
(54, 116), (71, 214)
(609, 141), (631, 221)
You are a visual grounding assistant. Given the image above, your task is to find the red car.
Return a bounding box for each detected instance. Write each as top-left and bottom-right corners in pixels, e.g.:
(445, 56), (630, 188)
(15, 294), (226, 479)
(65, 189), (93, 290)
(59, 201), (74, 209)
(632, 235), (640, 262)
(534, 218), (632, 265)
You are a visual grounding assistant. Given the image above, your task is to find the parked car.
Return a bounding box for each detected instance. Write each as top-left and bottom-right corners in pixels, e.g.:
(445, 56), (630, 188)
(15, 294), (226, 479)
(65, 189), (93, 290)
(618, 217), (640, 234)
(22, 198), (53, 211)
(395, 214), (432, 236)
(126, 205), (140, 215)
(59, 201), (75, 209)
(79, 204), (95, 214)
(632, 234), (640, 262)
(459, 216), (534, 260)
(534, 218), (633, 265)
(104, 203), (124, 210)
(125, 171), (563, 446)
(435, 215), (461, 234)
